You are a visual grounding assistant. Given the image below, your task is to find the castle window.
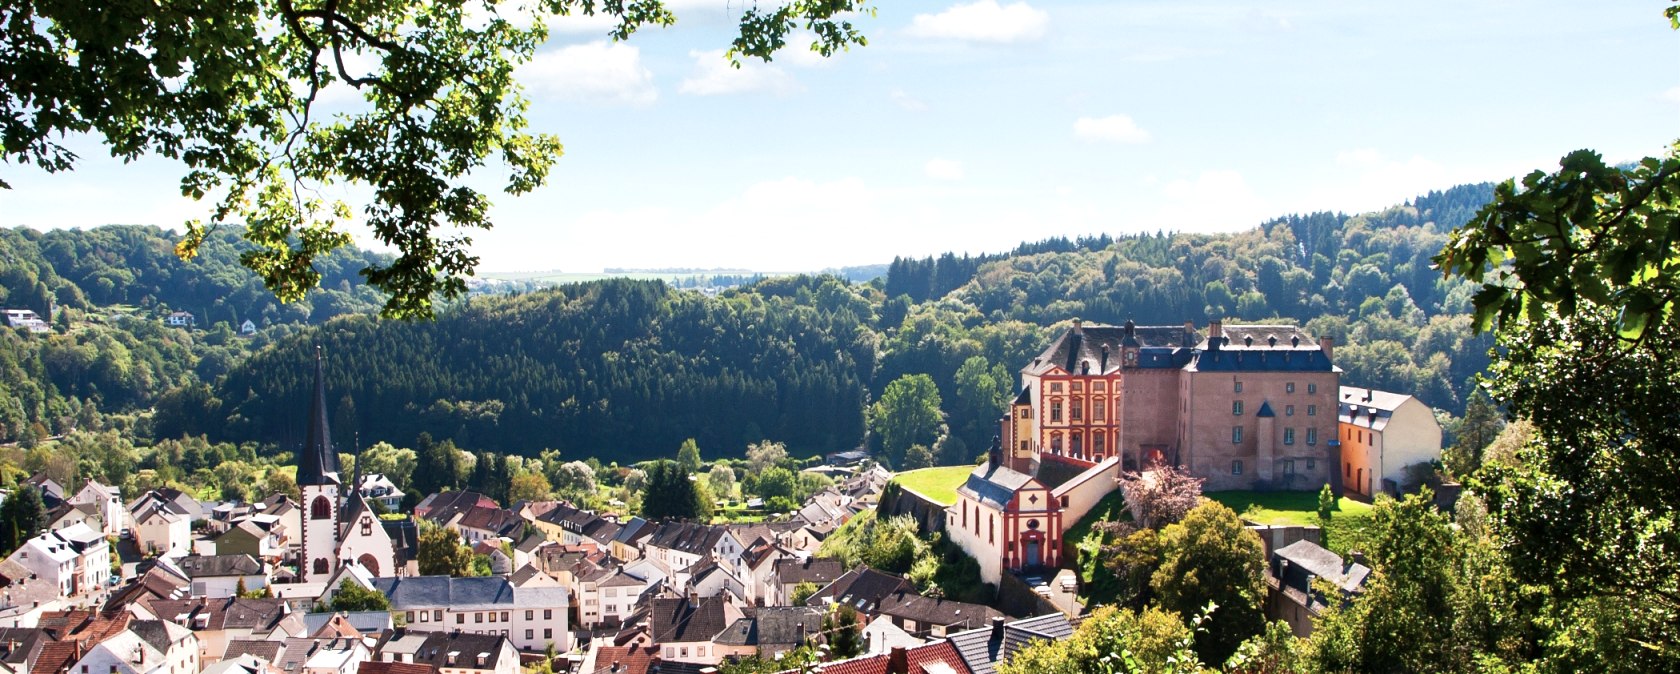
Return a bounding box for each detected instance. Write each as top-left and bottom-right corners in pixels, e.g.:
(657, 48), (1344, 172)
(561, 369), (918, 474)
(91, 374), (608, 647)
(1094, 435), (1106, 454)
(1232, 426), (1243, 444)
(1308, 405), (1316, 416)
(1051, 434), (1063, 452)
(1307, 428), (1318, 445)
(1286, 382), (1296, 393)
(1050, 382), (1063, 393)
(1286, 405), (1294, 416)
(311, 495), (331, 520)
(1093, 381), (1106, 392)
(1093, 398), (1106, 422)
(1232, 460), (1244, 475)
(1284, 428), (1296, 445)
(1346, 462), (1351, 479)
(1071, 434), (1083, 455)
(1308, 383), (1317, 394)
(1234, 381), (1243, 393)
(1019, 440), (1029, 452)
(1051, 401), (1063, 422)
(1020, 408), (1030, 419)
(1070, 401), (1082, 421)
(1232, 401), (1244, 416)
(1072, 382), (1083, 392)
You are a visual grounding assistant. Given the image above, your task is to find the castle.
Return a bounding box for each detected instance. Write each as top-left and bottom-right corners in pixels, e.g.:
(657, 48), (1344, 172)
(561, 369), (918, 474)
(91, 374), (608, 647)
(946, 320), (1343, 585)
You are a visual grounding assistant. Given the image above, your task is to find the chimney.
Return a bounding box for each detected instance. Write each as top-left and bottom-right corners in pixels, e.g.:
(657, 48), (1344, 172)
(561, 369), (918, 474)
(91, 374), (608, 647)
(1319, 335), (1334, 360)
(687, 590), (698, 608)
(1099, 347), (1109, 373)
(888, 647), (909, 674)
(611, 661), (620, 673)
(796, 622), (807, 646)
(990, 615), (1005, 643)
(1209, 320), (1223, 340)
(1071, 318), (1083, 335)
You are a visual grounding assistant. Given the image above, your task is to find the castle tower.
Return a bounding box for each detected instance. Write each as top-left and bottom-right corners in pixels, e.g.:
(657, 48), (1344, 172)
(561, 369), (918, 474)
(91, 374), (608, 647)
(298, 347), (342, 581)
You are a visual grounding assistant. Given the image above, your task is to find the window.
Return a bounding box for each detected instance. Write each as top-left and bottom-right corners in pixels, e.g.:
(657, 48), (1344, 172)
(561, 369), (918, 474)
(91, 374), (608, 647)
(1232, 426), (1243, 444)
(475, 612), (483, 623)
(1286, 405), (1294, 416)
(362, 518), (372, 536)
(544, 629), (552, 639)
(434, 610), (443, 621)
(1093, 398), (1106, 422)
(1284, 428), (1295, 445)
(1234, 381), (1243, 393)
(502, 612), (510, 622)
(1346, 463), (1351, 478)
(543, 609), (553, 620)
(417, 612), (427, 623)
(1070, 400), (1082, 421)
(1060, 495), (1069, 508)
(457, 614), (465, 624)
(1093, 435), (1105, 454)
(989, 515), (995, 544)
(1307, 459), (1316, 470)
(311, 495), (331, 520)
(1308, 383), (1317, 394)
(1050, 382), (1063, 393)
(313, 558), (328, 575)
(525, 629), (534, 640)
(526, 610), (534, 620)
(1019, 440), (1029, 452)
(1051, 401), (1063, 422)
(489, 612), (497, 622)
(1233, 401), (1244, 416)
(1232, 460), (1243, 475)
(1286, 382), (1296, 393)
(1094, 381), (1106, 392)
(1306, 428), (1318, 446)
(1307, 404), (1316, 416)
(680, 648), (689, 658)
(1020, 408), (1030, 419)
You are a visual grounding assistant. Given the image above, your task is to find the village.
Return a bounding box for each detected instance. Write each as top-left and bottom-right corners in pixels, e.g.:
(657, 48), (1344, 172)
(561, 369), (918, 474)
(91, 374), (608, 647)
(0, 319), (1446, 674)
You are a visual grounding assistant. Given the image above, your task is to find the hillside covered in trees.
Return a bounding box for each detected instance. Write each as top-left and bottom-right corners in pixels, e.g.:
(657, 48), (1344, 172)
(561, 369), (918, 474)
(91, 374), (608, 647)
(5, 182), (1496, 468)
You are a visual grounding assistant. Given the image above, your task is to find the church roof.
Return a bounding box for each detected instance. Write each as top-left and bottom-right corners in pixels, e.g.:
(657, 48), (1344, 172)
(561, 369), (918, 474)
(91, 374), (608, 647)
(957, 463), (1038, 510)
(297, 348), (342, 487)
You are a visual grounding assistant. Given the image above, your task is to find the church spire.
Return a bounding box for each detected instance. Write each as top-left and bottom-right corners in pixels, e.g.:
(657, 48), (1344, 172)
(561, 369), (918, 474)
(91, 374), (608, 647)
(298, 346), (341, 486)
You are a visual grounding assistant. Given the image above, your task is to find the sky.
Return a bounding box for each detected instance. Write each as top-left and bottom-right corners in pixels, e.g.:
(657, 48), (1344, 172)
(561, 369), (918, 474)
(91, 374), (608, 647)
(2, 0), (1677, 274)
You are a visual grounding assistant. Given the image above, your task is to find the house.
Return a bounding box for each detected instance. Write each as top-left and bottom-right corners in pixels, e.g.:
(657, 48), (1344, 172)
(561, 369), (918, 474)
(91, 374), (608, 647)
(69, 620), (199, 674)
(356, 475), (403, 512)
(770, 557), (845, 607)
(873, 593), (1002, 639)
(23, 473), (66, 508)
(945, 614), (1073, 674)
(7, 523), (111, 597)
(67, 479), (122, 538)
(1, 309), (50, 334)
(403, 632), (518, 674)
(643, 524), (745, 577)
(594, 569), (656, 628)
(412, 492), (495, 526)
(1265, 540), (1371, 637)
(143, 597), (291, 665)
(860, 615), (923, 656)
(738, 544), (796, 606)
(575, 646), (665, 674)
(201, 653), (281, 674)
(172, 555), (267, 597)
(799, 641), (972, 674)
(455, 507), (522, 546)
(372, 575), (572, 652)
(239, 320), (258, 336)
(214, 521), (282, 562)
(608, 518), (653, 563)
(1337, 387), (1444, 497)
(647, 595), (744, 664)
(130, 495), (193, 558)
(103, 567), (191, 612)
(804, 567), (913, 620)
(710, 606), (824, 660)
(164, 312), (195, 328)
(45, 502), (103, 535)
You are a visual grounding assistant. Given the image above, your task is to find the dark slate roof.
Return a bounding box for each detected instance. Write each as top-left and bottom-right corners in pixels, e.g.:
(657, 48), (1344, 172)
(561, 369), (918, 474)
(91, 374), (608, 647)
(807, 567), (913, 614)
(773, 557), (846, 586)
(302, 611), (391, 635)
(176, 554), (262, 578)
(1274, 540), (1370, 595)
(150, 597), (289, 631)
(297, 348), (341, 487)
(612, 517), (653, 546)
(876, 592), (1002, 631)
(646, 522), (726, 556)
(128, 620), (177, 653)
(649, 597), (731, 644)
(946, 614), (1073, 674)
(1027, 322), (1200, 376)
(383, 519), (419, 564)
(755, 606), (824, 646)
(0, 627), (49, 667)
(1255, 401), (1276, 418)
(410, 632), (513, 671)
(1032, 453), (1091, 491)
(957, 463), (1037, 510)
(458, 507), (523, 536)
(1190, 326), (1334, 373)
(371, 576), (515, 609)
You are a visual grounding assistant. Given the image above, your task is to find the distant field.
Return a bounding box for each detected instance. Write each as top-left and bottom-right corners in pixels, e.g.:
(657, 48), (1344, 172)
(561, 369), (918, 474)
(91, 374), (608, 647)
(891, 465), (974, 506)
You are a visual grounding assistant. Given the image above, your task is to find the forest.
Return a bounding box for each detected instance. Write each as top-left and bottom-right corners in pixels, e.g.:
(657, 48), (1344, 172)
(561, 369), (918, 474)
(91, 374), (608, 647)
(2, 181), (1497, 469)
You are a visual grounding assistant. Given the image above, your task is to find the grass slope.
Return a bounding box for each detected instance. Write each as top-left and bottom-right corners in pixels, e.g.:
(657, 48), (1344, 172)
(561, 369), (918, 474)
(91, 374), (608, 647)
(890, 465), (974, 506)
(1206, 490), (1377, 556)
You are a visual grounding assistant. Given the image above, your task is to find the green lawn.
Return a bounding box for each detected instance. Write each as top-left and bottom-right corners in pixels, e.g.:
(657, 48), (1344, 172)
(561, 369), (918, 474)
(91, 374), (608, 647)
(890, 465), (974, 506)
(1205, 490), (1373, 526)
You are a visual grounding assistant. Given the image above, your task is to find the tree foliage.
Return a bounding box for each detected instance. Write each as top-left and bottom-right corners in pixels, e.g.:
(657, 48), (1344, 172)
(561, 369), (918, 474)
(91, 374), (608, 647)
(639, 459), (710, 522)
(0, 486), (44, 557)
(868, 373), (944, 467)
(416, 519), (473, 577)
(329, 580), (391, 612)
(2, 1), (872, 318)
(1151, 501), (1266, 664)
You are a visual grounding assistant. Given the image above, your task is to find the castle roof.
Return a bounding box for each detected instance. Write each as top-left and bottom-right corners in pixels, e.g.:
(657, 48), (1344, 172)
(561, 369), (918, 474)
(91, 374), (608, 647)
(1024, 321), (1200, 376)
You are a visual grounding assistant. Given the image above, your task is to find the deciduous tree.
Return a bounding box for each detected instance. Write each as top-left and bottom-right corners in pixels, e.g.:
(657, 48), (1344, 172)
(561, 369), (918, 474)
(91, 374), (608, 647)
(1151, 500), (1266, 664)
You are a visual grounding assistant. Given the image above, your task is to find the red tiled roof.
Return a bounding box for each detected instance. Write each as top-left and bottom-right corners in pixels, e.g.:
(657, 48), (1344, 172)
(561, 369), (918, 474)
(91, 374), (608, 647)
(806, 642), (972, 674)
(585, 646), (661, 674)
(358, 662), (437, 674)
(33, 641), (83, 674)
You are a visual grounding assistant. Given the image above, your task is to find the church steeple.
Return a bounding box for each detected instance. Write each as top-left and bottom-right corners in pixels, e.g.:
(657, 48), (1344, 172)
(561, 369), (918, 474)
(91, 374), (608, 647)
(298, 346), (341, 486)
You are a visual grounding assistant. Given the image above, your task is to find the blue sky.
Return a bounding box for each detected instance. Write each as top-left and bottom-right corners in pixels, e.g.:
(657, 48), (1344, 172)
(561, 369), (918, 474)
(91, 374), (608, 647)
(3, 0), (1676, 273)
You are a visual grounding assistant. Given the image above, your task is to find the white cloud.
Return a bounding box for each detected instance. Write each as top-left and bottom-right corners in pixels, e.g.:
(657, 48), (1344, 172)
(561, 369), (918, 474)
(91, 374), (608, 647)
(1073, 115), (1151, 143)
(924, 158), (965, 181)
(679, 49), (800, 96)
(776, 32), (841, 68)
(890, 89), (929, 112)
(518, 41), (657, 106)
(906, 1), (1050, 44)
(1663, 86), (1680, 104)
(1335, 148), (1384, 167)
